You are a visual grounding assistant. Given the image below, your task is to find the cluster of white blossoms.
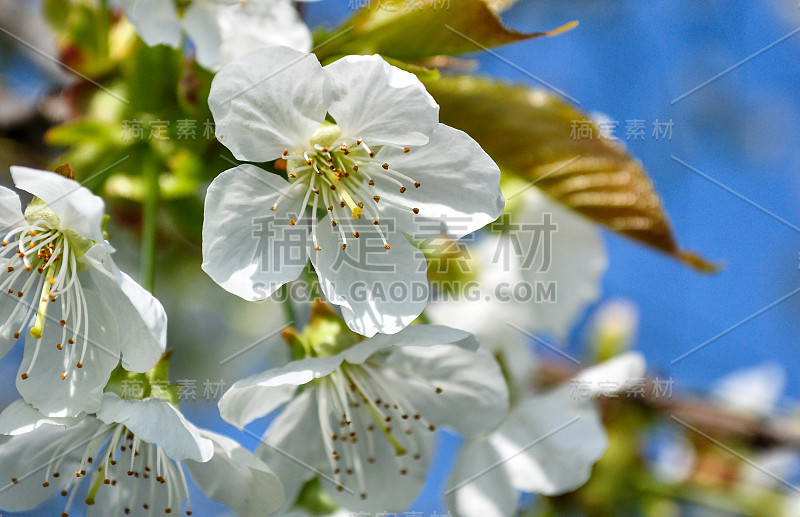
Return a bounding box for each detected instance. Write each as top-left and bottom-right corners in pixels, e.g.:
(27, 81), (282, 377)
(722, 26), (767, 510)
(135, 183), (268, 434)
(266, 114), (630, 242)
(0, 5), (648, 514)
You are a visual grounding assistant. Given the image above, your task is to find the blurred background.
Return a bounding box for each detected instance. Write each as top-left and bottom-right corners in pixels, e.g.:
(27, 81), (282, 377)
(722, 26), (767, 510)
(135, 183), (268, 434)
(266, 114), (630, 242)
(1, 0), (800, 515)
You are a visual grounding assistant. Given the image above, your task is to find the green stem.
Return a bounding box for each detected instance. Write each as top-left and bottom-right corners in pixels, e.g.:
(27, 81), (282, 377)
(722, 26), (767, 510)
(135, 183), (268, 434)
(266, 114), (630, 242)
(280, 284), (296, 324)
(305, 267), (320, 300)
(140, 159), (159, 293)
(97, 0), (110, 58)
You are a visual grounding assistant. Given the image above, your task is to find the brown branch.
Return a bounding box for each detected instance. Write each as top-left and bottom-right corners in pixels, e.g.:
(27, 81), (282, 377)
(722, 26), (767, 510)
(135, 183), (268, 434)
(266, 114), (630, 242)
(535, 362), (800, 449)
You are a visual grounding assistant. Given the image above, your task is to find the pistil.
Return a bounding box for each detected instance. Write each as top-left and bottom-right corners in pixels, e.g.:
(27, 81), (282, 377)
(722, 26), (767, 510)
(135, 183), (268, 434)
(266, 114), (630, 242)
(31, 266), (56, 339)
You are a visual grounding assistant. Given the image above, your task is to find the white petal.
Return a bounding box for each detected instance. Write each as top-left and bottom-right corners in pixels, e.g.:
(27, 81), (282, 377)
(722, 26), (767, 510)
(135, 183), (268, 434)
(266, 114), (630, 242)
(0, 188), (26, 358)
(0, 417), (105, 511)
(490, 386), (608, 495)
(429, 296), (539, 393)
(375, 124), (504, 239)
(219, 325), (472, 425)
(446, 438), (519, 517)
(428, 186), (606, 349)
(219, 355), (343, 428)
(341, 324), (478, 364)
(425, 263), (538, 390)
(383, 344), (509, 437)
(0, 185), (23, 230)
(214, 0), (312, 70)
(184, 0), (312, 71)
(10, 166), (105, 243)
(310, 216), (428, 337)
(425, 235), (527, 341)
(326, 55), (439, 146)
(209, 46), (329, 162)
(514, 188), (607, 339)
(258, 389), (326, 511)
(96, 394), (214, 462)
(181, 1), (224, 70)
(186, 429), (285, 517)
(16, 288), (121, 417)
(202, 165), (309, 301)
(0, 399), (82, 435)
(0, 288), (26, 361)
(423, 235), (537, 388)
(120, 0), (181, 47)
(711, 362), (786, 416)
(218, 384), (297, 431)
(83, 245), (167, 372)
(575, 351), (647, 397)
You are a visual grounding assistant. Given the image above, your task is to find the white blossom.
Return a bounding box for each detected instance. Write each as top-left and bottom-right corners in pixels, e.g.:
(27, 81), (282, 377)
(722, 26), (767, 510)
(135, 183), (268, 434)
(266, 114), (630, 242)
(0, 166), (167, 417)
(204, 47), (504, 336)
(218, 323), (509, 512)
(0, 393), (284, 517)
(120, 0), (312, 70)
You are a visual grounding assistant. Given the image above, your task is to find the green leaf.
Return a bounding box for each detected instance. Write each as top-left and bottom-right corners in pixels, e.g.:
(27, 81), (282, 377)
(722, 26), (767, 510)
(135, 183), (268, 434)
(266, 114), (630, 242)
(425, 75), (715, 271)
(378, 56), (441, 81)
(314, 0), (575, 62)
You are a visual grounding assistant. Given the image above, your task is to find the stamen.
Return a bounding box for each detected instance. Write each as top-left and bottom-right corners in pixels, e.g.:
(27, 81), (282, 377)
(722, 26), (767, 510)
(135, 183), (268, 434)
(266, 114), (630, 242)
(359, 141), (374, 157)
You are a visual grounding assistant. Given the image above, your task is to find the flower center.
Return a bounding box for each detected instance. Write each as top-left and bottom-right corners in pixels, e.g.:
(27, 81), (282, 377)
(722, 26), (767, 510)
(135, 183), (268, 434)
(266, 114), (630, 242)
(314, 361), (443, 500)
(278, 123), (421, 252)
(8, 422), (193, 516)
(1, 214), (92, 380)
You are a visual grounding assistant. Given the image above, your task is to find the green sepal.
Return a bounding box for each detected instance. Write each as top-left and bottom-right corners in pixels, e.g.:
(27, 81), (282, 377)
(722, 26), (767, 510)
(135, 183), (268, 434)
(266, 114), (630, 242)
(101, 214), (111, 240)
(303, 301), (363, 359)
(146, 350), (172, 384)
(104, 363), (149, 399)
(104, 352), (179, 406)
(293, 478), (339, 516)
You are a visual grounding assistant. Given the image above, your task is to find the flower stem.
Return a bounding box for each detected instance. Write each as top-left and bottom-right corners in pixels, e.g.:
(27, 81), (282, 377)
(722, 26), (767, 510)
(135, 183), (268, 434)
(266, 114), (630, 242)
(280, 284), (296, 325)
(140, 159), (159, 293)
(97, 0), (110, 58)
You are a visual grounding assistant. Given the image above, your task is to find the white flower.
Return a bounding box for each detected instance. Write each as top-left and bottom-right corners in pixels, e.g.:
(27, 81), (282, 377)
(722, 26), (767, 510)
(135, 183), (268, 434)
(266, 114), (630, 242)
(120, 0), (312, 70)
(204, 47), (504, 336)
(218, 322), (509, 512)
(446, 352), (646, 517)
(710, 362), (786, 417)
(0, 166), (167, 417)
(588, 298), (639, 355)
(427, 187), (606, 383)
(0, 393), (284, 517)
